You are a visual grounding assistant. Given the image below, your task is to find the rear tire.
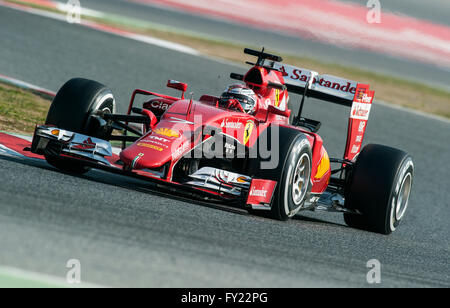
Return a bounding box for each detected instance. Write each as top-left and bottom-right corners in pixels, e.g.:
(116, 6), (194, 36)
(344, 144), (414, 234)
(247, 125), (312, 220)
(45, 78), (116, 174)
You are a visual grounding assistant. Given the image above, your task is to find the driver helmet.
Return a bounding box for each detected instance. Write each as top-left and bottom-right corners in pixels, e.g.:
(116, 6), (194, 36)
(219, 84), (258, 114)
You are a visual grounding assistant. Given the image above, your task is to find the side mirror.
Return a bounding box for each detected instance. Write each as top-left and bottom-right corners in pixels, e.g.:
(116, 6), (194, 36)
(140, 109), (158, 133)
(167, 80), (188, 99)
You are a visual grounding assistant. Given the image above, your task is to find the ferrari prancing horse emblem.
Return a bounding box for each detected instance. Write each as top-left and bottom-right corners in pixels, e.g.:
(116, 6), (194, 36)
(244, 120), (254, 145)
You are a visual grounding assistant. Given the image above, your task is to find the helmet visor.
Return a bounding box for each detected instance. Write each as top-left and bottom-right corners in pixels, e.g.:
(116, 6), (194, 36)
(219, 93), (256, 113)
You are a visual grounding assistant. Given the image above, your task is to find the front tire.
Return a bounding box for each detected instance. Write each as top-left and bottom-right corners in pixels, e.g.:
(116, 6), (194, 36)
(247, 125), (312, 220)
(45, 78), (116, 174)
(344, 144), (414, 234)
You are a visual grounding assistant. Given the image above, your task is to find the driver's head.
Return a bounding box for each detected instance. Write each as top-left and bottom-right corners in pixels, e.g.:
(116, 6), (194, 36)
(219, 84), (257, 114)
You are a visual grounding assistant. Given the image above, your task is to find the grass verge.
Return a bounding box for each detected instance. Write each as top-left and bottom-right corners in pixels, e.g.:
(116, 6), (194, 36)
(4, 0), (450, 118)
(0, 82), (50, 134)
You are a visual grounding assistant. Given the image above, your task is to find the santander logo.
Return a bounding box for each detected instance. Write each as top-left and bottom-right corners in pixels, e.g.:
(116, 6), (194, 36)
(275, 65), (357, 96)
(221, 119), (242, 129)
(250, 188), (267, 198)
(279, 66), (357, 94)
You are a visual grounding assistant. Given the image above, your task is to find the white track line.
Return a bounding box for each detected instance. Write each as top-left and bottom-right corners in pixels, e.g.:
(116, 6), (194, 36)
(0, 73), (56, 96)
(0, 0), (199, 56)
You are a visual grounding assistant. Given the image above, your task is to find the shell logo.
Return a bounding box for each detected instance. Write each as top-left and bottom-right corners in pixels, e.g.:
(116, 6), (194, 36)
(237, 176), (250, 183)
(315, 151), (330, 179)
(154, 128), (180, 138)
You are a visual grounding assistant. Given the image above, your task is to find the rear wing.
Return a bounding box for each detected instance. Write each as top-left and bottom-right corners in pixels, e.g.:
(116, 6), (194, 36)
(244, 49), (375, 161)
(265, 61), (359, 107)
(268, 61), (376, 160)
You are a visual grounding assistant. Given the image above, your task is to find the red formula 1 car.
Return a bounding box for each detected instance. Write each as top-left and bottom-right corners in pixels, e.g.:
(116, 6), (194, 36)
(31, 48), (414, 234)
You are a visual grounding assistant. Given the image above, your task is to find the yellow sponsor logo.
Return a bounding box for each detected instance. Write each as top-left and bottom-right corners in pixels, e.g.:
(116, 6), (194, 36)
(154, 128), (180, 138)
(243, 120), (254, 145)
(315, 151), (330, 179)
(137, 143), (163, 152)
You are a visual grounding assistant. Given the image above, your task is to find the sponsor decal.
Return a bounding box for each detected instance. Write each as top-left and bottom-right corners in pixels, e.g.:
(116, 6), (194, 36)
(221, 119), (242, 129)
(154, 128), (180, 138)
(137, 142), (163, 152)
(274, 89), (280, 107)
(144, 135), (170, 144)
(350, 102), (372, 120)
(131, 153), (144, 169)
(243, 120), (255, 145)
(354, 88), (374, 104)
(314, 151), (330, 179)
(150, 101), (170, 111)
(351, 145), (360, 154)
(354, 87), (374, 104)
(73, 137), (96, 150)
(237, 176), (250, 183)
(246, 179), (277, 207)
(362, 93), (373, 103)
(224, 142), (236, 155)
(355, 88), (365, 101)
(344, 85), (373, 161)
(358, 121), (366, 133)
(249, 188), (267, 198)
(278, 65), (357, 95)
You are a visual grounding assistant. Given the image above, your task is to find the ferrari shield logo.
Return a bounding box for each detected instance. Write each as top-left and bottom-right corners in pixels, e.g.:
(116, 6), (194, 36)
(244, 120), (254, 145)
(274, 89), (280, 107)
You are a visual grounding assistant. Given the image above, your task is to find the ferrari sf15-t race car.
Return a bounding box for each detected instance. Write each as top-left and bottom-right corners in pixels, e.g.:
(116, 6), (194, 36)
(30, 48), (414, 234)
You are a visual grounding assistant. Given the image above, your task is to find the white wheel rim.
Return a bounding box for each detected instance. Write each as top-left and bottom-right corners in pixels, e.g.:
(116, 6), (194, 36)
(93, 93), (115, 114)
(292, 153), (311, 206)
(395, 172), (412, 221)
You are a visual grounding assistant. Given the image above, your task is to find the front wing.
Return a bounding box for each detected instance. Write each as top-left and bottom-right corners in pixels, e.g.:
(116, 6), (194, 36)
(31, 125), (277, 208)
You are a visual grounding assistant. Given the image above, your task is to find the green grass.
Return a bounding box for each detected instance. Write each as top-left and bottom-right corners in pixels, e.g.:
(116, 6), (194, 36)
(0, 82), (50, 134)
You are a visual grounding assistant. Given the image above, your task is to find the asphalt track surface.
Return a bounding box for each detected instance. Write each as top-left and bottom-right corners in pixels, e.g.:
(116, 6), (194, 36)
(0, 6), (449, 287)
(82, 0), (450, 91)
